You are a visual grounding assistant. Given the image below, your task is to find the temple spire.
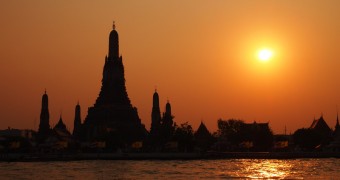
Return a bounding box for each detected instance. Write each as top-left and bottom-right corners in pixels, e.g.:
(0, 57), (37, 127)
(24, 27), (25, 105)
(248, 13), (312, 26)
(73, 102), (82, 137)
(108, 21), (119, 58)
(83, 24), (146, 144)
(38, 90), (50, 142)
(165, 100), (171, 116)
(151, 90), (161, 137)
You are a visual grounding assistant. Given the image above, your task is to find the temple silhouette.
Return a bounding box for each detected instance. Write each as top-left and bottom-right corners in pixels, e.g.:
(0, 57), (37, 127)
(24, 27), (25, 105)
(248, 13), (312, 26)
(35, 23), (148, 149)
(149, 90), (175, 149)
(37, 90), (50, 143)
(3, 23), (340, 156)
(82, 23), (147, 146)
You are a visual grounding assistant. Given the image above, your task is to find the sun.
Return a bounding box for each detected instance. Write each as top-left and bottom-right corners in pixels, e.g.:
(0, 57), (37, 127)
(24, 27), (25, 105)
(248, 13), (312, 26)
(258, 49), (273, 62)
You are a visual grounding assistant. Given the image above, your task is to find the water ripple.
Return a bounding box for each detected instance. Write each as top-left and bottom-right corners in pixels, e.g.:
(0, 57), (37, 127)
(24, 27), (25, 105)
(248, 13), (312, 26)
(0, 159), (339, 179)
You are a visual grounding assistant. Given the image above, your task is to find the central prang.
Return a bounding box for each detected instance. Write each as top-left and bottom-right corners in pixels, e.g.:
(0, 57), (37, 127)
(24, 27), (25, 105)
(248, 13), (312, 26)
(82, 23), (147, 148)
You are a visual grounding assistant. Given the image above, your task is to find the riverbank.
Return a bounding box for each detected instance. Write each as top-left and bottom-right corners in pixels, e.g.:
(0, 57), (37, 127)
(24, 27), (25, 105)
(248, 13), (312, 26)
(0, 152), (340, 162)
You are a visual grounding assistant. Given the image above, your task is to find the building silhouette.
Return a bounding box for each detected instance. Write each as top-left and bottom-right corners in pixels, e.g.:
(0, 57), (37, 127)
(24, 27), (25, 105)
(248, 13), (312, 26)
(162, 100), (173, 128)
(328, 113), (340, 151)
(160, 100), (174, 142)
(334, 113), (340, 139)
(150, 90), (162, 144)
(309, 115), (332, 136)
(194, 122), (212, 140)
(149, 90), (175, 148)
(46, 115), (72, 150)
(82, 23), (147, 146)
(72, 102), (82, 139)
(53, 115), (71, 138)
(194, 122), (213, 151)
(54, 115), (67, 131)
(38, 90), (50, 142)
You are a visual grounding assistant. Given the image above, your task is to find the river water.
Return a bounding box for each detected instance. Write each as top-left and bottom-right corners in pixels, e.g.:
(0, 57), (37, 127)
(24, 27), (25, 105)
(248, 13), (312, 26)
(0, 159), (339, 179)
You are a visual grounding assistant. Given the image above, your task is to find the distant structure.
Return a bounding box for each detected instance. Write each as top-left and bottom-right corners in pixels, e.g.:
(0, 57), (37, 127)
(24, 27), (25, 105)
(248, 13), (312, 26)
(83, 22), (147, 146)
(38, 90), (50, 141)
(161, 100), (174, 142)
(195, 122), (211, 140)
(243, 121), (273, 151)
(53, 115), (71, 135)
(194, 122), (213, 151)
(328, 113), (340, 151)
(0, 128), (34, 140)
(49, 115), (72, 149)
(309, 115), (332, 136)
(335, 112), (340, 133)
(149, 90), (175, 147)
(244, 121), (271, 131)
(163, 101), (173, 126)
(72, 102), (82, 139)
(150, 90), (162, 141)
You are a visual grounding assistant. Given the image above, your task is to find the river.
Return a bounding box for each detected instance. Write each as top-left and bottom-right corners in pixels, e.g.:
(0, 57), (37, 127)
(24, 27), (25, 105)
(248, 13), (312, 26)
(0, 159), (339, 179)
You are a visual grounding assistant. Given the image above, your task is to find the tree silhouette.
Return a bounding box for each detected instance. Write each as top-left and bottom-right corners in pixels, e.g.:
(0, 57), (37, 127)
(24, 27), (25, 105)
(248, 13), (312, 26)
(217, 119), (273, 151)
(173, 122), (194, 152)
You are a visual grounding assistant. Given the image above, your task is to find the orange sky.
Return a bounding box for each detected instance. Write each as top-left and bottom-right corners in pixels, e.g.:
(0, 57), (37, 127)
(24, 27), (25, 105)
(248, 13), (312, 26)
(1, 1), (340, 134)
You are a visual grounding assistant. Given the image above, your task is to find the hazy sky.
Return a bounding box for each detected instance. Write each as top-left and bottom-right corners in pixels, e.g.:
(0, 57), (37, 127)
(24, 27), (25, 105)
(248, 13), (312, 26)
(1, 1), (340, 134)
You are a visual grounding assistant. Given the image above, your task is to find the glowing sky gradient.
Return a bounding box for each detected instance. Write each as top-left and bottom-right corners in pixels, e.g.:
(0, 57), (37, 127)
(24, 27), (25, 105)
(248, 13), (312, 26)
(1, 1), (340, 134)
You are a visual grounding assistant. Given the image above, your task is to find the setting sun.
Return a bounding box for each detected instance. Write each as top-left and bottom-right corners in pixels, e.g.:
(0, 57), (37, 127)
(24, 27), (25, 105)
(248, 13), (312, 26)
(258, 49), (273, 62)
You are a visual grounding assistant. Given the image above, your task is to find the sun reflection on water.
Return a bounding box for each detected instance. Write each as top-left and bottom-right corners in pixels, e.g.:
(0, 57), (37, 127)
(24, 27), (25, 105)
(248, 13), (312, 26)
(244, 160), (291, 179)
(217, 159), (306, 179)
(0, 159), (339, 179)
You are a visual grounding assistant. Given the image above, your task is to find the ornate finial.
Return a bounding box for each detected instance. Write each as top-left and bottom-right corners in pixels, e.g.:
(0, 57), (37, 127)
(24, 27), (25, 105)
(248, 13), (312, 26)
(112, 21), (115, 30)
(44, 88), (47, 94)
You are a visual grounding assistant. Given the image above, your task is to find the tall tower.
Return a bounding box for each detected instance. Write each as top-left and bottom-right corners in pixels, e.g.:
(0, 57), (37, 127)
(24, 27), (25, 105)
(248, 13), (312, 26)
(150, 90), (161, 137)
(73, 102), (82, 138)
(83, 22), (147, 145)
(94, 22), (131, 107)
(162, 100), (174, 128)
(38, 90), (50, 141)
(161, 100), (174, 143)
(165, 101), (172, 118)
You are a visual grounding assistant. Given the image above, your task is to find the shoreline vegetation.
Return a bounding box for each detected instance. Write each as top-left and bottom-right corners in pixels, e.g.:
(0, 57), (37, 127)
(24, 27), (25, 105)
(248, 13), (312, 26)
(1, 152), (339, 162)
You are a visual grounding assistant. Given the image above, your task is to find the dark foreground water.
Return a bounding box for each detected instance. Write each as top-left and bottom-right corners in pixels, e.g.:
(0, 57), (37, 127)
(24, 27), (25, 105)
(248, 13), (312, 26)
(0, 159), (339, 179)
